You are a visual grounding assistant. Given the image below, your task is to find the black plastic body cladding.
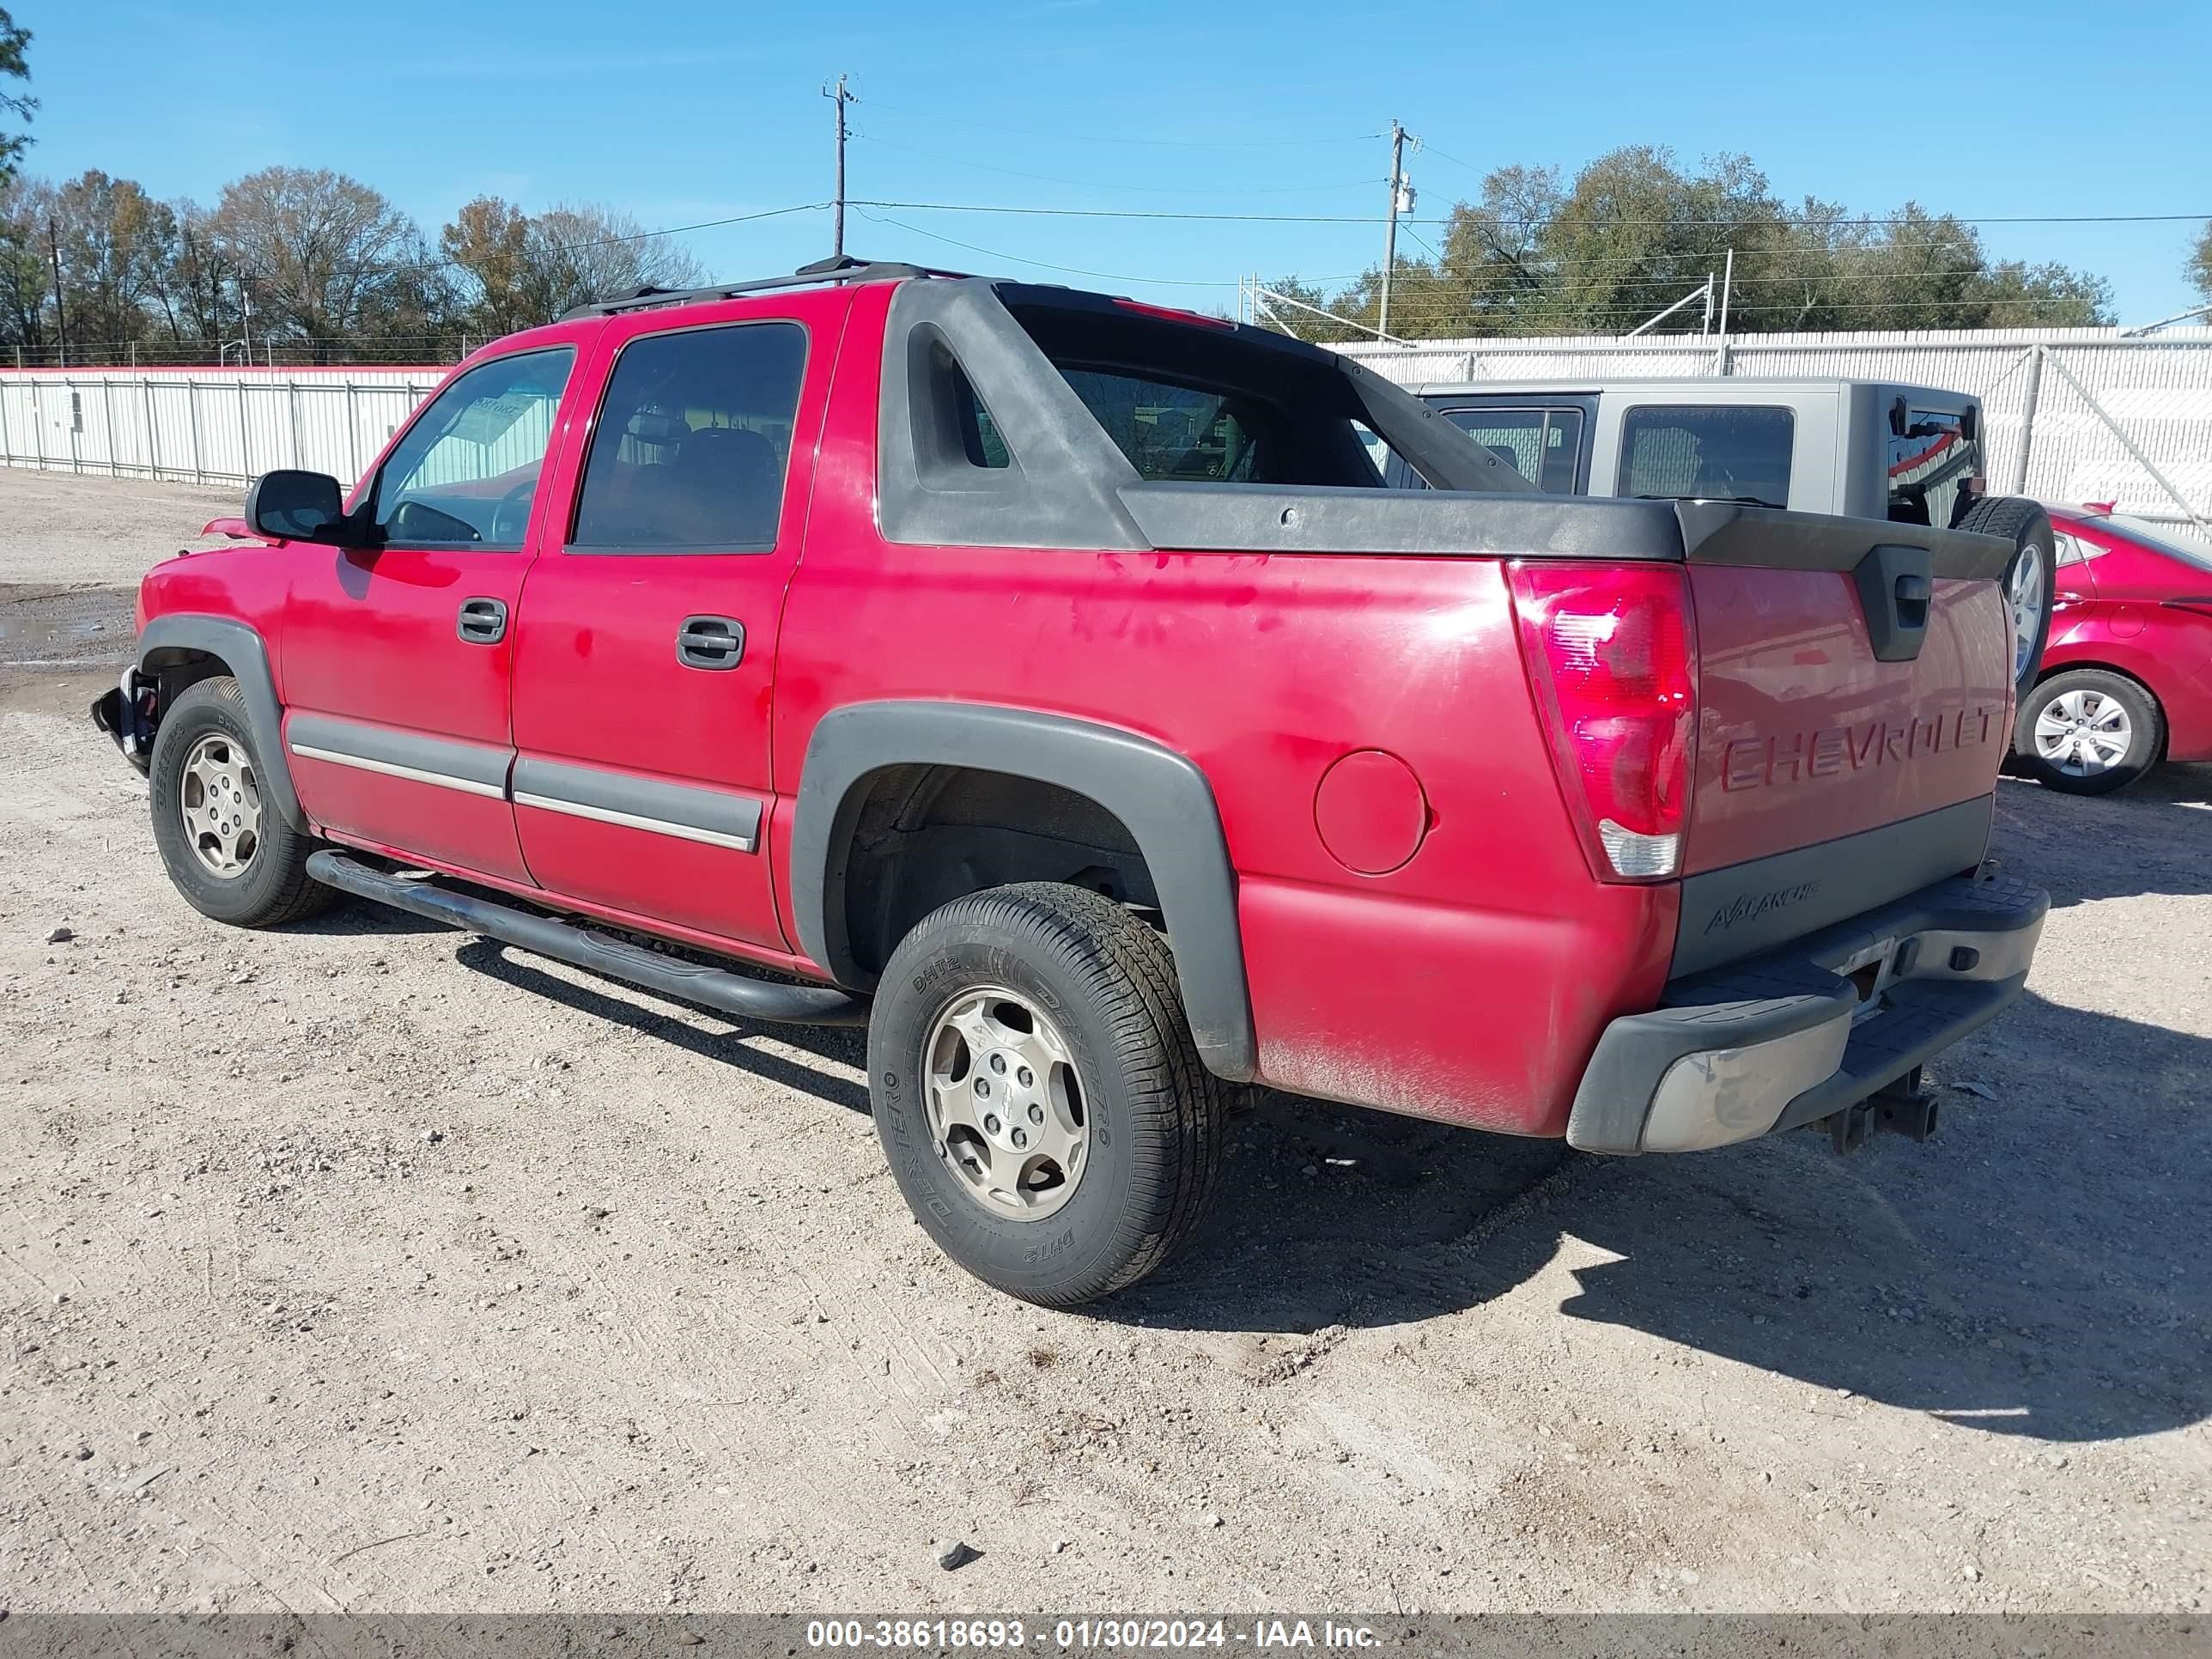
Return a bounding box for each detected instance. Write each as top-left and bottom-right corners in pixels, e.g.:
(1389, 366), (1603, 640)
(790, 702), (1257, 1083)
(1673, 797), (1993, 978)
(136, 615), (306, 830)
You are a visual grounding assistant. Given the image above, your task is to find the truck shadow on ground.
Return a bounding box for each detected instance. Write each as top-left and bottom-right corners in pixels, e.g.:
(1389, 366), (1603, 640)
(448, 937), (872, 1114)
(300, 772), (2208, 1446)
(1105, 983), (2209, 1445)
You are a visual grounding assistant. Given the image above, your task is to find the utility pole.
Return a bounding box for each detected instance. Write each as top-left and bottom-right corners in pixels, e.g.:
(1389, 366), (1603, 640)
(823, 74), (858, 259)
(1380, 120), (1417, 339)
(239, 272), (252, 368)
(46, 217), (66, 368)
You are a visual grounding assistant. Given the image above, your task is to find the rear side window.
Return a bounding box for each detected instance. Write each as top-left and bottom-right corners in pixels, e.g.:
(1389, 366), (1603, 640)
(1887, 407), (1982, 529)
(1443, 406), (1583, 492)
(1620, 405), (1793, 509)
(1058, 369), (1260, 483)
(571, 322), (807, 551)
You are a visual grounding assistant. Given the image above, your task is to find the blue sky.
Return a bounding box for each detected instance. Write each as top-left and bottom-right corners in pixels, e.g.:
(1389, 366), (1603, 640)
(19, 0), (2211, 325)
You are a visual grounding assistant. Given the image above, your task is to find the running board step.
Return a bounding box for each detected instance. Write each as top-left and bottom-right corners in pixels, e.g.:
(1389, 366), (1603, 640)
(304, 851), (870, 1028)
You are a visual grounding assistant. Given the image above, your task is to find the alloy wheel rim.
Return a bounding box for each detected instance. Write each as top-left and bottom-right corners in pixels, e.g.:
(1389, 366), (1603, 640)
(179, 733), (263, 878)
(2033, 688), (2131, 776)
(2008, 548), (2045, 681)
(921, 986), (1090, 1221)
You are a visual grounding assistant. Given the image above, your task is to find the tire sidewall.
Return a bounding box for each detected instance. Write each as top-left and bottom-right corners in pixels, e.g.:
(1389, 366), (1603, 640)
(1957, 495), (2055, 696)
(2015, 672), (2157, 795)
(149, 683), (298, 924)
(2005, 527), (2057, 696)
(869, 912), (1147, 1301)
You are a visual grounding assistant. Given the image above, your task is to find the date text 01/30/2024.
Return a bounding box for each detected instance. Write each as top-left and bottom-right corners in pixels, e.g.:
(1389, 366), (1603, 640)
(805, 1619), (1384, 1650)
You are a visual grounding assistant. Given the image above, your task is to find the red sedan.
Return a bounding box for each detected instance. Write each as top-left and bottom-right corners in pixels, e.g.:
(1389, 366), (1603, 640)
(2020, 504), (2212, 793)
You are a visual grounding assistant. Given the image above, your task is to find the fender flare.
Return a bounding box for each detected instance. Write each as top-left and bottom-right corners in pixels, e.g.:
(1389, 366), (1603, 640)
(137, 615), (307, 830)
(790, 701), (1257, 1082)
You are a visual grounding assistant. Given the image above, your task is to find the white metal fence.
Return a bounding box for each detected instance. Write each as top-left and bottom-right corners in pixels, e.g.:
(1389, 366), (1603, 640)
(0, 367), (445, 493)
(1337, 325), (2212, 532)
(6, 326), (2212, 532)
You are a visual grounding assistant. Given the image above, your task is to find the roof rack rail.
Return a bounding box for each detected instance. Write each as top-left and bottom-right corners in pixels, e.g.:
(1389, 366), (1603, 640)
(563, 255), (975, 319)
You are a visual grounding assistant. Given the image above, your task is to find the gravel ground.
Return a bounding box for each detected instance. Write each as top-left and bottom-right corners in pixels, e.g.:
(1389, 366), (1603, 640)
(0, 467), (2206, 1615)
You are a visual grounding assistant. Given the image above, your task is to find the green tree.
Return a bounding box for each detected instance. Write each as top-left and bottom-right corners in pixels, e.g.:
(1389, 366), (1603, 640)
(2189, 222), (2212, 302)
(1275, 147), (2114, 342)
(0, 6), (31, 187)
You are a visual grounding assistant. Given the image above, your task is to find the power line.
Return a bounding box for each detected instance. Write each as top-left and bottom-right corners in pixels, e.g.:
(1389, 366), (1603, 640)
(859, 99), (1384, 149)
(853, 207), (1243, 289)
(852, 133), (1381, 199)
(854, 198), (2210, 228)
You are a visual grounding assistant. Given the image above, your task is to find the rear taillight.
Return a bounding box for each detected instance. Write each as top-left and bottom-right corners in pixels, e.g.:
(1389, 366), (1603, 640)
(1507, 561), (1698, 883)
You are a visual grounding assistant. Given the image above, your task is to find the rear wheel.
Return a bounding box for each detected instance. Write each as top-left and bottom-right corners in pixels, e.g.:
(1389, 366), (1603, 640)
(149, 677), (333, 927)
(1954, 495), (2057, 698)
(866, 882), (1228, 1306)
(2016, 668), (2163, 795)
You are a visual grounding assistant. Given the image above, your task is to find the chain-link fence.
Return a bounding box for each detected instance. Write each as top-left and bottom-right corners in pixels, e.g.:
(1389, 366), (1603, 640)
(1336, 325), (2212, 532)
(6, 326), (2212, 532)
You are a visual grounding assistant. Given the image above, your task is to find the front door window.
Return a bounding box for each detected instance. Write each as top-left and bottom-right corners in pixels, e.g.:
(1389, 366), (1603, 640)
(370, 348), (575, 550)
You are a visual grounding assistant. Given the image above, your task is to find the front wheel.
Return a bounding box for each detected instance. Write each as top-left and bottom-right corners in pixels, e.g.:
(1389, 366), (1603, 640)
(866, 883), (1228, 1306)
(2015, 668), (2163, 795)
(149, 677), (334, 927)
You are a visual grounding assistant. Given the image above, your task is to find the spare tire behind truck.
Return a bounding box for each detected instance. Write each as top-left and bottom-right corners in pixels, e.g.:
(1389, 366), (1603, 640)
(1952, 495), (2057, 700)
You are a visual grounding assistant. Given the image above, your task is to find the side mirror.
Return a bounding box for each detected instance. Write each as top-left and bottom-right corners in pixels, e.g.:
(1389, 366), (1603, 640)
(246, 470), (350, 544)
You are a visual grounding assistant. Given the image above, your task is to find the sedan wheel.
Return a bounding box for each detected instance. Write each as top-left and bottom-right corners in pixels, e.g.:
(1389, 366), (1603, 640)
(2015, 668), (2162, 796)
(2032, 686), (2130, 779)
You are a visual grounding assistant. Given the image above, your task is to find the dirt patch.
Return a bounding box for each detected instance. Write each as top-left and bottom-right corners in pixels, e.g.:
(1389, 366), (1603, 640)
(0, 476), (2205, 1615)
(0, 465), (239, 587)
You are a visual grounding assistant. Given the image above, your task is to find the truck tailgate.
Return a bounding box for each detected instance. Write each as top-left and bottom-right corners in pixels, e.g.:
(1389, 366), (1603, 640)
(1676, 507), (2017, 974)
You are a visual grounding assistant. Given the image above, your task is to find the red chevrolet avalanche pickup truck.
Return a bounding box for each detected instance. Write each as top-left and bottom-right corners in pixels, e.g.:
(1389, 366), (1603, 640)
(93, 258), (2048, 1306)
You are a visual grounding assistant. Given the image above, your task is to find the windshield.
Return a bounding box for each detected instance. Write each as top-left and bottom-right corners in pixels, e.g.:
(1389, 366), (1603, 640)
(2106, 514), (2212, 573)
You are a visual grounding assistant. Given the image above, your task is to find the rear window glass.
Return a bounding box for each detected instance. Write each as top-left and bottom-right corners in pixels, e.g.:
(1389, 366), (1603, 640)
(1443, 406), (1583, 491)
(996, 293), (1400, 489)
(1888, 408), (1982, 529)
(1620, 405), (1793, 508)
(1058, 369), (1260, 483)
(2106, 514), (2212, 573)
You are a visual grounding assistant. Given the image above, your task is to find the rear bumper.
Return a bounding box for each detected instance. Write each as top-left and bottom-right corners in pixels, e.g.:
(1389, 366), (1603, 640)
(1566, 870), (2047, 1154)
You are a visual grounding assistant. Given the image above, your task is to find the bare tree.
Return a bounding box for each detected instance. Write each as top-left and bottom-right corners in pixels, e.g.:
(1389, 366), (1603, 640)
(154, 199), (236, 344)
(51, 169), (176, 356)
(2191, 222), (2212, 304)
(210, 166), (432, 359)
(0, 171), (51, 349)
(441, 197), (706, 332)
(531, 202), (704, 311)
